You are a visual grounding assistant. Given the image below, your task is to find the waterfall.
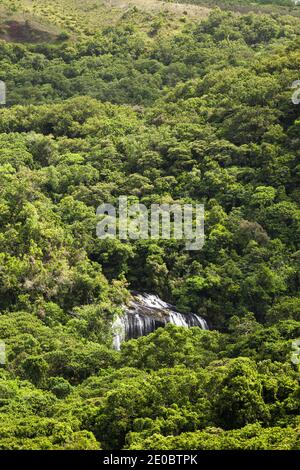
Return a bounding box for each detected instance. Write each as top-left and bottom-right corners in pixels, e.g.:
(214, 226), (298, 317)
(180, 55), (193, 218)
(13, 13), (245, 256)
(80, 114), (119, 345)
(112, 293), (208, 350)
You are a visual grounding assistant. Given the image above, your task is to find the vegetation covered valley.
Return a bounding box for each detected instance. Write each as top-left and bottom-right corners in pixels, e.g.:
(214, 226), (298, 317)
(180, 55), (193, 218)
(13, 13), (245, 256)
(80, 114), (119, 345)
(0, 0), (299, 450)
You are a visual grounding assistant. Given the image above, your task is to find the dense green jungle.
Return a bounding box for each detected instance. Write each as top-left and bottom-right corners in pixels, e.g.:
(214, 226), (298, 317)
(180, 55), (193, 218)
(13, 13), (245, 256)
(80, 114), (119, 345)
(0, 0), (299, 450)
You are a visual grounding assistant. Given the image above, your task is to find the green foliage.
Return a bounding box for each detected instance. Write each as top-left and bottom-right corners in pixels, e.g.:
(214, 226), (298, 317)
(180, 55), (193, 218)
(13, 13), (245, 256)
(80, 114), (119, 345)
(0, 1), (299, 451)
(127, 422), (300, 450)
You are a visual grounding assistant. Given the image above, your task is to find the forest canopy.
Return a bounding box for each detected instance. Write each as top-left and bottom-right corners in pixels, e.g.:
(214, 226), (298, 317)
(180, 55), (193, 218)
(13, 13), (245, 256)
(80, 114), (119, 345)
(0, 0), (299, 450)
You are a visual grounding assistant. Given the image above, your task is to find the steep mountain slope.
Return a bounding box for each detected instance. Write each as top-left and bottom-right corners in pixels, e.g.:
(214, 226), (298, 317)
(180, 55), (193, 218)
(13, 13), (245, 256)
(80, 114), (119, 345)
(0, 0), (210, 40)
(0, 0), (299, 451)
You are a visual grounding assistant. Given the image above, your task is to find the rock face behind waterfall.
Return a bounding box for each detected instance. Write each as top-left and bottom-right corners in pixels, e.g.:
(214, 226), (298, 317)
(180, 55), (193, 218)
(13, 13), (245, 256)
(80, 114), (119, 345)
(113, 293), (208, 350)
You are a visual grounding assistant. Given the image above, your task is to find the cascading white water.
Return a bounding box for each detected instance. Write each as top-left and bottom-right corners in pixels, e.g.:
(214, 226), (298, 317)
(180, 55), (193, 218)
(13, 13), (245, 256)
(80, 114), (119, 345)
(112, 293), (208, 350)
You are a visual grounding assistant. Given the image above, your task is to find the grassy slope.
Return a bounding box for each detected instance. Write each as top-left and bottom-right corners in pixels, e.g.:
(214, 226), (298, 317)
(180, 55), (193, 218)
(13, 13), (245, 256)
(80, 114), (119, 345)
(0, 0), (211, 42)
(0, 0), (299, 43)
(162, 0), (300, 17)
(1, 0), (297, 45)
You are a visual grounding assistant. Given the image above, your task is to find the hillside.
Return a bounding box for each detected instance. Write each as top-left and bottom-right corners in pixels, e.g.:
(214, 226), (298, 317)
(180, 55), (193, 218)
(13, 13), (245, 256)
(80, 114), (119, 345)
(0, 0), (299, 451)
(0, 0), (299, 46)
(0, 0), (211, 39)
